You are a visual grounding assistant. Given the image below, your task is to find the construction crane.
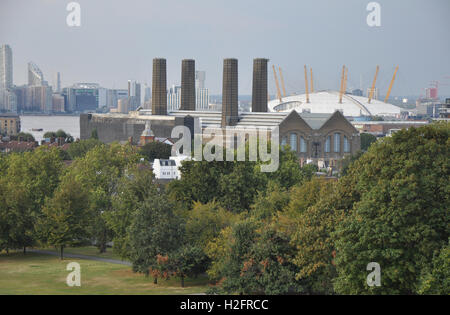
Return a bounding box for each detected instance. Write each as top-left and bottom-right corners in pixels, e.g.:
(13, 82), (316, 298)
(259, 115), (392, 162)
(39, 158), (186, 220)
(310, 68), (314, 93)
(384, 66), (399, 103)
(339, 65), (346, 104)
(272, 65), (282, 102)
(278, 67), (287, 97)
(368, 65), (379, 104)
(304, 65), (310, 103)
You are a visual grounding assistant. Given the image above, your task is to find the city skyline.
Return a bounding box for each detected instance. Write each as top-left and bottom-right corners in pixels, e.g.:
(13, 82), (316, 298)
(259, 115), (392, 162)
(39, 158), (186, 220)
(1, 0), (449, 97)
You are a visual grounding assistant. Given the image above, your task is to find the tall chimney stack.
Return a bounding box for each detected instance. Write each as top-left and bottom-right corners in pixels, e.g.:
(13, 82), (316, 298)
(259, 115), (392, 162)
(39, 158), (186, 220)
(152, 58), (167, 115)
(221, 58), (238, 127)
(180, 59), (196, 111)
(251, 58), (268, 112)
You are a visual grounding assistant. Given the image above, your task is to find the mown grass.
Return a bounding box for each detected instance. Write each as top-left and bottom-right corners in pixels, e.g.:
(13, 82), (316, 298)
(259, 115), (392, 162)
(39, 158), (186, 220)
(38, 246), (124, 261)
(0, 251), (209, 295)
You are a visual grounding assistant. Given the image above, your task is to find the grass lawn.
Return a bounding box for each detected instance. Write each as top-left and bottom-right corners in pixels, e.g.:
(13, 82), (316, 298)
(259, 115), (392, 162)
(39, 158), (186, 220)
(0, 251), (210, 295)
(37, 246), (125, 261)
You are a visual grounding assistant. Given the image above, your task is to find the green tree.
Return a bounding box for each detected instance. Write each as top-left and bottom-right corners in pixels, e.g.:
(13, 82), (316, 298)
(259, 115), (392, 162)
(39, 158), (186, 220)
(250, 181), (290, 220)
(65, 143), (141, 253)
(185, 201), (238, 250)
(37, 175), (91, 259)
(418, 240), (450, 295)
(333, 123), (449, 294)
(128, 192), (184, 283)
(167, 160), (234, 210)
(360, 133), (377, 151)
(13, 132), (35, 142)
(66, 138), (103, 159)
(168, 244), (208, 287)
(218, 161), (265, 212)
(277, 178), (338, 294)
(106, 168), (156, 259)
(0, 148), (63, 253)
(208, 219), (301, 294)
(139, 141), (172, 161)
(264, 147), (309, 189)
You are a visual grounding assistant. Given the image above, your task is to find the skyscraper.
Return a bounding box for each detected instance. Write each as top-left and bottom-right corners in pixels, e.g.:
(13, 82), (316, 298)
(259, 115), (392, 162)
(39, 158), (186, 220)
(195, 71), (205, 89)
(127, 80), (141, 110)
(0, 44), (13, 90)
(54, 72), (61, 93)
(195, 70), (209, 110)
(28, 62), (45, 86)
(167, 85), (181, 111)
(143, 83), (151, 109)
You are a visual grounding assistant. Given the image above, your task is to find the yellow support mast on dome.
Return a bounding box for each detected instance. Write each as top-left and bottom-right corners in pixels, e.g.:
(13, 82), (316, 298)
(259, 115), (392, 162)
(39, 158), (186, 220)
(304, 65), (310, 103)
(368, 65), (379, 104)
(279, 67), (287, 97)
(339, 65), (345, 104)
(384, 66), (399, 103)
(272, 65), (282, 102)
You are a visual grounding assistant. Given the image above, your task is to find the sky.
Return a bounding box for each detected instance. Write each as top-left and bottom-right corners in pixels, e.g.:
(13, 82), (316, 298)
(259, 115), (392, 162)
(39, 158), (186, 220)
(1, 0), (449, 97)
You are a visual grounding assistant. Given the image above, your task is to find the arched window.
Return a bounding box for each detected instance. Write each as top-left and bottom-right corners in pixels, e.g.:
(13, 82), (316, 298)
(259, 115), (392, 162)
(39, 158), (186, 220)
(290, 133), (297, 151)
(344, 135), (350, 152)
(325, 136), (331, 153)
(300, 136), (307, 153)
(334, 133), (341, 152)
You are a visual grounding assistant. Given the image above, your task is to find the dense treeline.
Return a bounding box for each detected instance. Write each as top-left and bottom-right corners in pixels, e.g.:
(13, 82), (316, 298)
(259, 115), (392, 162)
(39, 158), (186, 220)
(0, 122), (448, 294)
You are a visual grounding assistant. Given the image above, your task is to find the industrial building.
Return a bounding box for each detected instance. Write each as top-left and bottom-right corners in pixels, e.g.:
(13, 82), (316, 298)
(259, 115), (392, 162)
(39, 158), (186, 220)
(81, 58), (361, 167)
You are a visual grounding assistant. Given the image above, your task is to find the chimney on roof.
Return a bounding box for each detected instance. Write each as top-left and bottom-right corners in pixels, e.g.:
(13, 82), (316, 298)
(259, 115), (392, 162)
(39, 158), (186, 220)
(221, 58), (239, 127)
(252, 58), (268, 112)
(180, 59), (196, 111)
(152, 58), (167, 115)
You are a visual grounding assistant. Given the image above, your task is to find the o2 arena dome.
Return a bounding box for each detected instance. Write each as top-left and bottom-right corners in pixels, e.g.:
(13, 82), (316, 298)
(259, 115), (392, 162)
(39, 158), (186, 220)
(268, 90), (404, 118)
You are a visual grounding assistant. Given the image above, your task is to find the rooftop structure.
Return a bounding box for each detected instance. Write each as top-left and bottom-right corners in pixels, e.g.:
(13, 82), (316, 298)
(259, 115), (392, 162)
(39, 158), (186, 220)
(268, 90), (404, 118)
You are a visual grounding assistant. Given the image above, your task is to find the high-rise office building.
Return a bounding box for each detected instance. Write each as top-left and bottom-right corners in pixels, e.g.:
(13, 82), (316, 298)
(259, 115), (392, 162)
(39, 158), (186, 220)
(1, 90), (17, 112)
(28, 62), (46, 86)
(106, 89), (128, 109)
(195, 71), (205, 89)
(143, 83), (151, 109)
(127, 80), (141, 110)
(143, 84), (151, 102)
(0, 44), (13, 90)
(54, 72), (61, 93)
(167, 85), (181, 111)
(195, 70), (209, 110)
(196, 88), (209, 110)
(62, 83), (100, 112)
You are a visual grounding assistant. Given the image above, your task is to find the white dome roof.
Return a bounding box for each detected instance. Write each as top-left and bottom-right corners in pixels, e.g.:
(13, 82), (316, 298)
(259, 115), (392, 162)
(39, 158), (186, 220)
(268, 90), (403, 117)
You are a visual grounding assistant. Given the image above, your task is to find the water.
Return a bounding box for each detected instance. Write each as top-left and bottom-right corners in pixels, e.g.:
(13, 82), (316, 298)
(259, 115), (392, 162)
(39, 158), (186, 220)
(20, 115), (80, 143)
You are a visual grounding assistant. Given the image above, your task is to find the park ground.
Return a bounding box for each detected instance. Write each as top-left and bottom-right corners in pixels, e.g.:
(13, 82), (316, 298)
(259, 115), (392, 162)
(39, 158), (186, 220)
(0, 247), (209, 295)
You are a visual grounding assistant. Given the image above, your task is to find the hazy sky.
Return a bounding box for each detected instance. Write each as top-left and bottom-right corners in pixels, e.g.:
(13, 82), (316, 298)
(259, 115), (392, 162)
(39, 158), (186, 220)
(1, 0), (449, 96)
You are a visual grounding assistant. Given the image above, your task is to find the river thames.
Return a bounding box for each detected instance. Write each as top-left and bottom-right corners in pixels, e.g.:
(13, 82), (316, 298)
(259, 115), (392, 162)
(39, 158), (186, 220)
(20, 115), (80, 143)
